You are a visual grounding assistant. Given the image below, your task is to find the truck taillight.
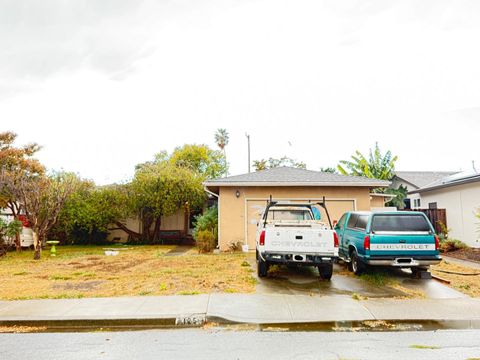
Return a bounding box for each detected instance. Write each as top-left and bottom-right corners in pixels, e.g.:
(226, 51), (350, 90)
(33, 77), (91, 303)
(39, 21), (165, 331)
(259, 230), (265, 246)
(364, 235), (370, 250)
(434, 235), (439, 250)
(333, 232), (339, 248)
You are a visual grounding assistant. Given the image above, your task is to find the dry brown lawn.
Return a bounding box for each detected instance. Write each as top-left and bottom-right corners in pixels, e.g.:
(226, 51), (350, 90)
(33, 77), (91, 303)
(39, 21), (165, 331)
(0, 246), (256, 300)
(431, 260), (480, 297)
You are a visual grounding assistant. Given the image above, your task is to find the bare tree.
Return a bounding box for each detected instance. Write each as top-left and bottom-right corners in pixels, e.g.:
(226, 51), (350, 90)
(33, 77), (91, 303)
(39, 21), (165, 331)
(16, 172), (77, 259)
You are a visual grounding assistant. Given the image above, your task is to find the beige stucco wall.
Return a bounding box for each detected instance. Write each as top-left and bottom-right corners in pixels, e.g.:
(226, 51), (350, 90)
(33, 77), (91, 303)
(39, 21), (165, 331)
(418, 182), (480, 247)
(370, 196), (386, 209)
(106, 208), (186, 242)
(218, 186), (377, 250)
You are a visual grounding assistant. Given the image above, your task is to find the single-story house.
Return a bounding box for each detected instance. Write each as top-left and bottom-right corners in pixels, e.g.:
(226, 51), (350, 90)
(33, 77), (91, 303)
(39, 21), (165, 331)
(409, 171), (480, 248)
(106, 207), (199, 243)
(391, 171), (458, 209)
(204, 167), (390, 251)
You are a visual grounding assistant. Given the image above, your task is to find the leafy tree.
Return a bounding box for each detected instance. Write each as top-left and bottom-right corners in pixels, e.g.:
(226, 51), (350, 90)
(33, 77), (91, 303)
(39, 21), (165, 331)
(319, 167), (337, 174)
(214, 128), (229, 175)
(385, 185), (408, 209)
(115, 162), (206, 242)
(138, 144), (227, 180)
(16, 172), (78, 259)
(0, 131), (44, 251)
(54, 181), (126, 244)
(253, 156), (306, 171)
(338, 143), (407, 207)
(337, 142), (397, 180)
(0, 217), (22, 252)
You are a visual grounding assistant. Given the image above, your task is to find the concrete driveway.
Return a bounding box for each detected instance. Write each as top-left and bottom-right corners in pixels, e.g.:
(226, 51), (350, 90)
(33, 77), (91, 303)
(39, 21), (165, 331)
(250, 259), (465, 299)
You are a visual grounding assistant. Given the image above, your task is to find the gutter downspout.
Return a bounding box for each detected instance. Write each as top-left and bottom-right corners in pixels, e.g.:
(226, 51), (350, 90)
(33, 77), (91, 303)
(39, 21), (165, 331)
(204, 185), (220, 249)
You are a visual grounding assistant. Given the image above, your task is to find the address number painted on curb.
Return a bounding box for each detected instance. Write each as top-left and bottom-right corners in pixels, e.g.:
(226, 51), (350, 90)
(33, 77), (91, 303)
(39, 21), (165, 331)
(175, 314), (206, 326)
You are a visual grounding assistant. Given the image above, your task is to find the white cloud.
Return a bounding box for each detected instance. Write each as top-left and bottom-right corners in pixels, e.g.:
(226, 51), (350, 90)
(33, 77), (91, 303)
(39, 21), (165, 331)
(1, 0), (479, 183)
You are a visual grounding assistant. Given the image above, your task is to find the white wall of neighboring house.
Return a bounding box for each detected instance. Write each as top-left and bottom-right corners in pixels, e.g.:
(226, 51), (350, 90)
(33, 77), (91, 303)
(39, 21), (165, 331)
(417, 182), (480, 248)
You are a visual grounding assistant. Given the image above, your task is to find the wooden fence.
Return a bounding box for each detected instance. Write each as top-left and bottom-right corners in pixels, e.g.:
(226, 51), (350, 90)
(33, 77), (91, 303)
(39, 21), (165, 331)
(403, 208), (447, 234)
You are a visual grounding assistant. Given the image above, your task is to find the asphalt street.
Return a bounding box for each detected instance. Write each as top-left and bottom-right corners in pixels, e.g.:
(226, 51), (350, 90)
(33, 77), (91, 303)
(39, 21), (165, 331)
(1, 328), (480, 360)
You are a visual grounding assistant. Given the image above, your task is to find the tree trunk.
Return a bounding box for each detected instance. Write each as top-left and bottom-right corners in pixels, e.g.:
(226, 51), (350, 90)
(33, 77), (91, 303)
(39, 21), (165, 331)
(33, 232), (41, 260)
(14, 231), (21, 252)
(152, 216), (162, 242)
(114, 221), (142, 241)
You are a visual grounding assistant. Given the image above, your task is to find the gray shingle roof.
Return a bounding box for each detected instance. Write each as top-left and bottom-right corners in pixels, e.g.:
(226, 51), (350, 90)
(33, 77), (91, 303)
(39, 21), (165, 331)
(204, 167), (389, 187)
(394, 171), (458, 189)
(409, 171), (480, 194)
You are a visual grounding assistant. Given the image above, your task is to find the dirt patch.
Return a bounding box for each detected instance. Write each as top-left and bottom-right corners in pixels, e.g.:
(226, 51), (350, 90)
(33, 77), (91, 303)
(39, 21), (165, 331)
(52, 280), (106, 291)
(432, 261), (480, 297)
(446, 248), (480, 263)
(0, 245), (255, 300)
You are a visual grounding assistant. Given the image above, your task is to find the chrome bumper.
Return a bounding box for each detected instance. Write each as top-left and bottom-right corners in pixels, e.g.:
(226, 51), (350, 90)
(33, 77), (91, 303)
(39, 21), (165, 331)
(367, 258), (442, 267)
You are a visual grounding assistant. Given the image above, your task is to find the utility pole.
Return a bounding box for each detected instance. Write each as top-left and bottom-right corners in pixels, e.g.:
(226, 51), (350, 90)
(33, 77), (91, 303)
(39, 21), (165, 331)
(245, 133), (251, 173)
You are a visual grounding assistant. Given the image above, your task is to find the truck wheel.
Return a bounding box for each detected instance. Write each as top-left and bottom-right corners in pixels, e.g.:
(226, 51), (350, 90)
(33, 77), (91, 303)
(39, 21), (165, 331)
(318, 263), (333, 280)
(257, 258), (269, 278)
(351, 250), (365, 275)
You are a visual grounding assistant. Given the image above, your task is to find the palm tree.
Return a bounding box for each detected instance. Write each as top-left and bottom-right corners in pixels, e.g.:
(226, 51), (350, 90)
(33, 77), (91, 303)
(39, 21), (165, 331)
(214, 128), (229, 175)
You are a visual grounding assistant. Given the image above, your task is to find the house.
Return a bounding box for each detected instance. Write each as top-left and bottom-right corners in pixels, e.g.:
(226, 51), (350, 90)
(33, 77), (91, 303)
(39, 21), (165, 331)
(391, 171), (458, 209)
(106, 207), (201, 243)
(203, 167), (390, 251)
(409, 171), (480, 248)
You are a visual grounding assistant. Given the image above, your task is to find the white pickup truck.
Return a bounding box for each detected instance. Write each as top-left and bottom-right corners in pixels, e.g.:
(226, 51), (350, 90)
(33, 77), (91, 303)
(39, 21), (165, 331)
(255, 201), (339, 280)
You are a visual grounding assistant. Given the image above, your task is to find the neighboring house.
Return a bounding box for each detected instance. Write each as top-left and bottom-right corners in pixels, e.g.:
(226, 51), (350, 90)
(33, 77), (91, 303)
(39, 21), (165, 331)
(392, 171), (458, 209)
(409, 171), (480, 248)
(204, 167), (390, 251)
(0, 209), (34, 247)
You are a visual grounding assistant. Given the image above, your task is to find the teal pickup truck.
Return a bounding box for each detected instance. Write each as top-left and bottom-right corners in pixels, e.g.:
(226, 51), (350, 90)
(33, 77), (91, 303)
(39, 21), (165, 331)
(334, 211), (441, 275)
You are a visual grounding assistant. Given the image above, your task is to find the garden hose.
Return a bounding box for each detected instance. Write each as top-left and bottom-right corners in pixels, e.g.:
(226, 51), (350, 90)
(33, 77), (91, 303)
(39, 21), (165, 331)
(434, 269), (480, 276)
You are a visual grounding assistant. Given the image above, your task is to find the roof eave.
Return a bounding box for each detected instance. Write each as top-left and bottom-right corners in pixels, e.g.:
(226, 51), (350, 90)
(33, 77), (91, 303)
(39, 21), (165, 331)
(203, 181), (390, 187)
(409, 175), (480, 194)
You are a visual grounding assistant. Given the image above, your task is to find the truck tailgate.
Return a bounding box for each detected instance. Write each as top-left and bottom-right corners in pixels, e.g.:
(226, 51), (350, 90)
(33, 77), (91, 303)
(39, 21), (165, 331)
(264, 227), (335, 254)
(369, 233), (437, 257)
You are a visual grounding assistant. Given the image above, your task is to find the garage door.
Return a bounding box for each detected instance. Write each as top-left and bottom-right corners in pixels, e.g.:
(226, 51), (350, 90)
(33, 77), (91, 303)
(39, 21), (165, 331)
(245, 199), (355, 250)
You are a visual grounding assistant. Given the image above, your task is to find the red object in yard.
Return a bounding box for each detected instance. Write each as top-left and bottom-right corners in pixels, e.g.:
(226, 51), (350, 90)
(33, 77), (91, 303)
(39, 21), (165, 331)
(18, 215), (30, 228)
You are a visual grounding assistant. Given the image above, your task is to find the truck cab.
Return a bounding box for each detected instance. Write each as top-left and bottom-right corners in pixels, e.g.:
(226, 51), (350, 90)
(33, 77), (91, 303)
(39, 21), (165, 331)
(335, 211), (441, 275)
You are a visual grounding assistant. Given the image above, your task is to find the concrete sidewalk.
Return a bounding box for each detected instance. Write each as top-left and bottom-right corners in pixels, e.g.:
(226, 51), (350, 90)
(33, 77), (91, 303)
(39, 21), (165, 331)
(1, 294), (480, 326)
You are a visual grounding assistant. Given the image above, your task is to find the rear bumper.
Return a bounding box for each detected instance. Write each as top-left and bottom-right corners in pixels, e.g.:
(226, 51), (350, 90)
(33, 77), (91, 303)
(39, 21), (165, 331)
(262, 252), (336, 265)
(365, 256), (442, 267)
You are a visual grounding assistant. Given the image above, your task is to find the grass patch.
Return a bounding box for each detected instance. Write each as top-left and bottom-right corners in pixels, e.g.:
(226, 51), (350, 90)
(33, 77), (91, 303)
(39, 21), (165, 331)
(409, 344), (440, 350)
(241, 260), (250, 267)
(360, 270), (396, 287)
(177, 290), (201, 295)
(0, 245), (255, 300)
(351, 293), (366, 301)
(49, 275), (73, 281)
(13, 271), (29, 276)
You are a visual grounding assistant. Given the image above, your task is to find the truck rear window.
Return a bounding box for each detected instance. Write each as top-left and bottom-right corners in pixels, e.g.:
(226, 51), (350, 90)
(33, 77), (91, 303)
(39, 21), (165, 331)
(267, 210), (312, 221)
(371, 215), (431, 233)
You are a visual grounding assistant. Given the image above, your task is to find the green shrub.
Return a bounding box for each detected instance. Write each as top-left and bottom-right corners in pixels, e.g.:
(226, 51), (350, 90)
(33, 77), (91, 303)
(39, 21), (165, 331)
(439, 238), (468, 253)
(196, 229), (216, 253)
(193, 206), (218, 242)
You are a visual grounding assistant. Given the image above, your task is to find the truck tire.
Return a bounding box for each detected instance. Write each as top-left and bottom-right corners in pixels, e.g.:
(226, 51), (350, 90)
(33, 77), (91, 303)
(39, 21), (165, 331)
(318, 263), (333, 280)
(257, 258), (269, 278)
(351, 250), (365, 275)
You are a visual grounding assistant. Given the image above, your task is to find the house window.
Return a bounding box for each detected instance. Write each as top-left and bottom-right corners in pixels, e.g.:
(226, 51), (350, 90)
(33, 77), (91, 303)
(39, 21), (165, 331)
(429, 202), (437, 209)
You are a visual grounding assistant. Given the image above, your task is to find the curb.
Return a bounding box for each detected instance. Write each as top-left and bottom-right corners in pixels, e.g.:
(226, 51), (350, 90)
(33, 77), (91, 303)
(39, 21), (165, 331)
(2, 316), (480, 333)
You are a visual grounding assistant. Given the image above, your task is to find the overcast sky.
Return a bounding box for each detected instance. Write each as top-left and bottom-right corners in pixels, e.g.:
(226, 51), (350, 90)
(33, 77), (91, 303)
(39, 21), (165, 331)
(1, 0), (479, 184)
